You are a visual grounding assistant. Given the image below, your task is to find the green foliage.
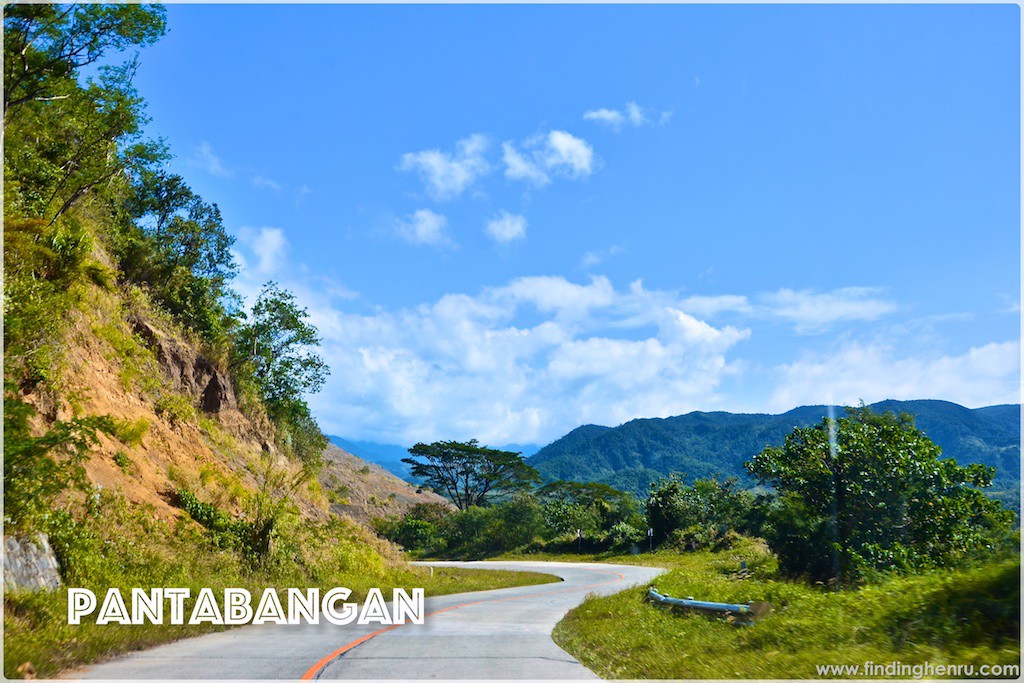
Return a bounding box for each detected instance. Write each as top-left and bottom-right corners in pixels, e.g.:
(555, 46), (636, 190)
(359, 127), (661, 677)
(235, 282), (328, 412)
(3, 388), (116, 532)
(112, 450), (132, 472)
(4, 4), (168, 221)
(112, 171), (239, 343)
(403, 439), (540, 510)
(646, 475), (753, 547)
(745, 406), (1016, 582)
(607, 521), (646, 549)
(112, 417), (149, 446)
(176, 489), (256, 555)
(3, 216), (96, 385)
(154, 393), (197, 424)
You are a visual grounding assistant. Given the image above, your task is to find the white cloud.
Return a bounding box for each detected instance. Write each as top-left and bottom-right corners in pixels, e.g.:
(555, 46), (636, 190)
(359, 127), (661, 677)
(306, 276), (750, 445)
(760, 287), (897, 333)
(581, 245), (622, 268)
(543, 130), (594, 177)
(584, 102), (651, 130)
(252, 175), (282, 191)
(679, 294), (753, 317)
(625, 102), (646, 126)
(502, 142), (549, 186)
(583, 108), (626, 129)
(485, 211), (527, 244)
(398, 134), (491, 201)
(503, 130), (595, 186)
(237, 226), (289, 276)
(192, 141), (232, 178)
(396, 209), (455, 248)
(768, 340), (1021, 412)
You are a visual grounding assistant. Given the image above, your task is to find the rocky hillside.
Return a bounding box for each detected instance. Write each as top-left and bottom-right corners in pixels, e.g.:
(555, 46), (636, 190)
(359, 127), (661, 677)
(319, 444), (450, 525)
(14, 263), (435, 529)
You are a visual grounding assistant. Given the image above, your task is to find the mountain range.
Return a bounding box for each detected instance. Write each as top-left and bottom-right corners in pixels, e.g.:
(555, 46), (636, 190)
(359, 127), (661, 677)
(526, 400), (1020, 503)
(330, 399), (1019, 506)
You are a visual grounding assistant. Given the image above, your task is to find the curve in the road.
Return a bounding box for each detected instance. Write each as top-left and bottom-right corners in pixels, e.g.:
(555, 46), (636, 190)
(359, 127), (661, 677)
(301, 565), (628, 679)
(69, 560), (665, 680)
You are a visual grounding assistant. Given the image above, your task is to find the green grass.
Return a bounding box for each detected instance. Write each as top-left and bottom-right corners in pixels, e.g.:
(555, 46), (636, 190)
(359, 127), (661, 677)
(2, 493), (559, 679)
(550, 541), (1020, 679)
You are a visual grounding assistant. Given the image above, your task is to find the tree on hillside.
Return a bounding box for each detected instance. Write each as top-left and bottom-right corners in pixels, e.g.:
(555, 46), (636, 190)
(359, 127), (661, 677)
(4, 4), (168, 221)
(3, 4), (166, 122)
(233, 282), (330, 468)
(745, 406), (1014, 583)
(403, 440), (540, 510)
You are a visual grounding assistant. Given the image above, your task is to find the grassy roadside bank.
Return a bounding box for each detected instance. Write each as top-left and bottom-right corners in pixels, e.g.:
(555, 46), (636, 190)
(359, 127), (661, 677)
(2, 492), (559, 679)
(541, 541), (1020, 679)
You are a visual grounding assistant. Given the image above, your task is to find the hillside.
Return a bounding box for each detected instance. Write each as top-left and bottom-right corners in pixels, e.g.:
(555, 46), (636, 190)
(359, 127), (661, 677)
(528, 400), (1021, 500)
(319, 443), (451, 524)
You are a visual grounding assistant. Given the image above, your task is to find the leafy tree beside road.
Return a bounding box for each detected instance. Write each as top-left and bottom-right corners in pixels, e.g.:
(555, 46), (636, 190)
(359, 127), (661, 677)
(403, 440), (540, 510)
(745, 406), (1014, 583)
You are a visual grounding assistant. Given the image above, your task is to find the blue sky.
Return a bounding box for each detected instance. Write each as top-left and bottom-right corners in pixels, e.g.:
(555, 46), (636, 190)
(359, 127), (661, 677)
(132, 3), (1020, 447)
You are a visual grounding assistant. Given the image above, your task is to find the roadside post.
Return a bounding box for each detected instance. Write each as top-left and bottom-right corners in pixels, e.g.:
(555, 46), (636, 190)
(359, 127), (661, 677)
(648, 527), (653, 552)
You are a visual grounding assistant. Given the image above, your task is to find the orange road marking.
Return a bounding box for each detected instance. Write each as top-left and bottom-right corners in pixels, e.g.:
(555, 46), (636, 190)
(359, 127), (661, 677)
(299, 567), (626, 680)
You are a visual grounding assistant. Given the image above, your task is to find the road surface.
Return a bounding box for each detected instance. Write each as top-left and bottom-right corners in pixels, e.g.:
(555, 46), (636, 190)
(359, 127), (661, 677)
(70, 560), (664, 680)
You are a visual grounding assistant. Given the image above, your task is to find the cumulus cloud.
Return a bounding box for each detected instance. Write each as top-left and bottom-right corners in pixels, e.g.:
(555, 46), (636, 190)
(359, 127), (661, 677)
(398, 134), (491, 201)
(502, 142), (550, 186)
(502, 131), (595, 186)
(192, 141), (232, 178)
(237, 226), (289, 276)
(584, 101), (654, 130)
(485, 211), (527, 244)
(768, 340), (1021, 411)
(396, 209), (455, 248)
(543, 131), (594, 177)
(306, 276), (750, 445)
(583, 108), (625, 129)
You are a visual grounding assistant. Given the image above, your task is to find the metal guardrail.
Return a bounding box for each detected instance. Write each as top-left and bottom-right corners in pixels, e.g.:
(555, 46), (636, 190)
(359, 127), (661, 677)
(646, 587), (771, 624)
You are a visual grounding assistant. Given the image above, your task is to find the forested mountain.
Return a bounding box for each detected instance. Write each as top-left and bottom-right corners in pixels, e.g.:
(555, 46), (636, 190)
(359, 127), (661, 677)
(528, 400), (1020, 502)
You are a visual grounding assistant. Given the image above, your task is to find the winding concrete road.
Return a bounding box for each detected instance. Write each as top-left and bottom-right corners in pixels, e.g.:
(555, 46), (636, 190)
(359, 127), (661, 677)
(70, 560), (664, 680)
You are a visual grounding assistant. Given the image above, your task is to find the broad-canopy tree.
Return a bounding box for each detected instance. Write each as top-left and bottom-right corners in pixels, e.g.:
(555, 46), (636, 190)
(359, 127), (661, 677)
(403, 440), (540, 510)
(745, 406), (1014, 582)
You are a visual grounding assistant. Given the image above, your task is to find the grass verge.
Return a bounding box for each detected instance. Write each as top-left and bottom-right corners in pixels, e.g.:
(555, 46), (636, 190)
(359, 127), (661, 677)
(550, 540), (1020, 679)
(2, 493), (559, 679)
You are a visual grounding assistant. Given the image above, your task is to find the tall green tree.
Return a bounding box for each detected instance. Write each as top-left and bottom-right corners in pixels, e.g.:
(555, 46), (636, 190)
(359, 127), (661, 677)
(241, 282), (329, 414)
(403, 440), (540, 510)
(745, 406), (1014, 582)
(4, 4), (168, 221)
(233, 282), (329, 468)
